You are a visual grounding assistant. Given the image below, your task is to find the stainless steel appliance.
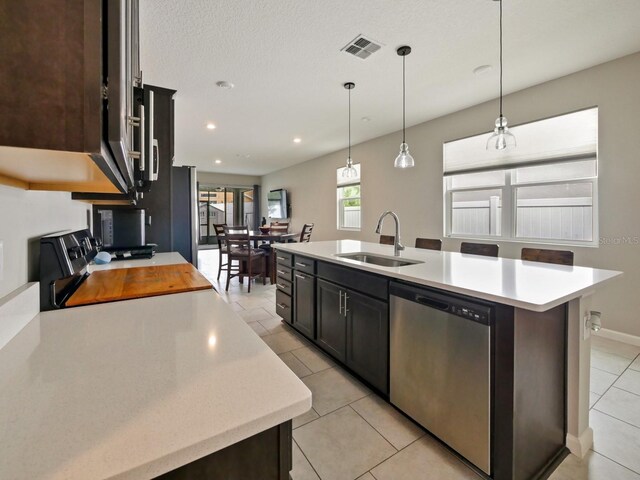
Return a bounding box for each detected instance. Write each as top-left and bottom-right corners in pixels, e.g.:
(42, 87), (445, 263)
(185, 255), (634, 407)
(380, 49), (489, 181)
(171, 166), (199, 265)
(133, 86), (159, 191)
(95, 208), (146, 248)
(390, 282), (492, 475)
(39, 229), (100, 311)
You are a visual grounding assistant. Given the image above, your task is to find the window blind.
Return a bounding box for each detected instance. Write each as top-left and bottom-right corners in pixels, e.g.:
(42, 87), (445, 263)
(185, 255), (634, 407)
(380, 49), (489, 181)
(443, 108), (598, 176)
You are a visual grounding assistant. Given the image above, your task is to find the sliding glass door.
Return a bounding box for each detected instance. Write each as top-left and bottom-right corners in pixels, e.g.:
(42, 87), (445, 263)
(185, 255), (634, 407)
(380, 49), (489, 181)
(198, 186), (256, 245)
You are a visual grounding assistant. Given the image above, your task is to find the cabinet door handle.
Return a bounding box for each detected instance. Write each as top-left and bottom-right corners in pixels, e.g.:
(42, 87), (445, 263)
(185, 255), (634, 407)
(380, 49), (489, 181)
(295, 262), (308, 267)
(277, 303), (288, 309)
(343, 294), (349, 317)
(295, 273), (306, 280)
(338, 290), (343, 315)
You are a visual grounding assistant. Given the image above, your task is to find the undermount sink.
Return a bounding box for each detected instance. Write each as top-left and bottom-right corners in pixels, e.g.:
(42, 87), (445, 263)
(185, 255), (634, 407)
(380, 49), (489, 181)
(335, 252), (423, 268)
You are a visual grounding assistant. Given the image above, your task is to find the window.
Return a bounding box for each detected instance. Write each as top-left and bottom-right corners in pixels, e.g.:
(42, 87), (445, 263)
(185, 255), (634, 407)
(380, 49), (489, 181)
(337, 164), (361, 230)
(443, 108), (598, 245)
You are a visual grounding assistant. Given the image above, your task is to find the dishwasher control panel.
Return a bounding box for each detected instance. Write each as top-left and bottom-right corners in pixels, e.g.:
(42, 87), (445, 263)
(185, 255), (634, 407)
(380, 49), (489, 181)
(450, 305), (488, 323)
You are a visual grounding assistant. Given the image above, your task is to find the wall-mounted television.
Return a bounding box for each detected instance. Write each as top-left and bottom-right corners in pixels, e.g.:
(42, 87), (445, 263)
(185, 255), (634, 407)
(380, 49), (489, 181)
(268, 188), (289, 219)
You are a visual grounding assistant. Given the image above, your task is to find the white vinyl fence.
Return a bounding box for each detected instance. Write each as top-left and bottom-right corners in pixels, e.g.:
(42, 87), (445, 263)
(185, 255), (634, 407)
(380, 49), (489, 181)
(452, 197), (592, 241)
(343, 207), (361, 229)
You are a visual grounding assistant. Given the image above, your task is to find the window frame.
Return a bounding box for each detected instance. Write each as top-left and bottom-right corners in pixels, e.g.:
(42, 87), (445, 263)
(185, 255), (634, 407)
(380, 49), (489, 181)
(336, 164), (361, 231)
(444, 168), (599, 247)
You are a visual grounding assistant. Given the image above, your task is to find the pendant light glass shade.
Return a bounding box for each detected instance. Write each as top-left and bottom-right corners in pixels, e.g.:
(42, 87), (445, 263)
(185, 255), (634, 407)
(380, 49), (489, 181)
(486, 115), (516, 150)
(342, 82), (358, 178)
(395, 46), (415, 169)
(342, 157), (357, 178)
(487, 0), (516, 151)
(394, 143), (414, 168)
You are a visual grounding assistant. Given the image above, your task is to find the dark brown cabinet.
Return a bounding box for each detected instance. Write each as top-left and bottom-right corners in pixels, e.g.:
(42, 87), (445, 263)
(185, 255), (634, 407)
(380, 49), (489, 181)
(293, 270), (315, 339)
(0, 0), (140, 194)
(275, 252), (293, 326)
(316, 279), (346, 362)
(345, 290), (388, 394)
(316, 277), (389, 394)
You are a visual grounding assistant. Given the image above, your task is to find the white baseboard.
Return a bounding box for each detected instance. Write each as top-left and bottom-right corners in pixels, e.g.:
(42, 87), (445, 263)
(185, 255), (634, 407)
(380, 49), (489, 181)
(0, 283), (39, 350)
(566, 427), (593, 458)
(594, 328), (640, 347)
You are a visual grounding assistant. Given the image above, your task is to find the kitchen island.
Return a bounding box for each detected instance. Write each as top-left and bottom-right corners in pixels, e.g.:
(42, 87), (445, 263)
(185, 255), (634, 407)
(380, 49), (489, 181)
(0, 281), (311, 479)
(273, 239), (622, 480)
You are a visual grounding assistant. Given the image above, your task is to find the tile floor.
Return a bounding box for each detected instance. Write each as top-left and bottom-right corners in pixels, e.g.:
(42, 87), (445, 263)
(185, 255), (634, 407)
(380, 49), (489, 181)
(198, 249), (640, 479)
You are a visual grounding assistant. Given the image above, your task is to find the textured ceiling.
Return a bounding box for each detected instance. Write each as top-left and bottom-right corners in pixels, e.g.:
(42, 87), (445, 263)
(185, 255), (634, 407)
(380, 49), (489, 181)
(139, 0), (640, 175)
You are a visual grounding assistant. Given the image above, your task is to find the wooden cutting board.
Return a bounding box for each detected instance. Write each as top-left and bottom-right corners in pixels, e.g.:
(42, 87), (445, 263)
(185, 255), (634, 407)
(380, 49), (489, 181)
(66, 264), (212, 307)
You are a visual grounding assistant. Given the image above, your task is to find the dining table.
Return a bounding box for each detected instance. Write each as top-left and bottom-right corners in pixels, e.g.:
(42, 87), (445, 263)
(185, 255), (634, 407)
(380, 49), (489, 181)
(218, 230), (299, 284)
(247, 230), (299, 247)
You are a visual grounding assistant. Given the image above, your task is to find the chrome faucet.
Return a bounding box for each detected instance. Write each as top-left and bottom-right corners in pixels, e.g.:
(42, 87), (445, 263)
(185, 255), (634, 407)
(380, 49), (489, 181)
(375, 211), (404, 256)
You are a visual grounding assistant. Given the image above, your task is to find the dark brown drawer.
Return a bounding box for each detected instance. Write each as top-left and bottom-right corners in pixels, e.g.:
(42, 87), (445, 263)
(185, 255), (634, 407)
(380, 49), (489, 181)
(274, 250), (293, 268)
(275, 277), (292, 296)
(293, 255), (315, 274)
(317, 261), (388, 301)
(276, 265), (292, 282)
(276, 290), (292, 323)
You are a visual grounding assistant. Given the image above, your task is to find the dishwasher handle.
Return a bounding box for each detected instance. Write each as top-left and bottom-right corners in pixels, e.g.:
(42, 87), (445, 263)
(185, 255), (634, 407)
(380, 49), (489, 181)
(415, 295), (449, 311)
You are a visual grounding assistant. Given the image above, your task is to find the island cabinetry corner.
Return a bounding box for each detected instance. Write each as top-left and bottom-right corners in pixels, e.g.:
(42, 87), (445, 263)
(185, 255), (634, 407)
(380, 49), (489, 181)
(275, 251), (293, 324)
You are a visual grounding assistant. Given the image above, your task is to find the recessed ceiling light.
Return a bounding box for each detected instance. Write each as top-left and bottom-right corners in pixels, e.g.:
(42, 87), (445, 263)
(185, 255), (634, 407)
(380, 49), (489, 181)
(473, 64), (493, 76)
(293, 138), (302, 143)
(216, 81), (234, 89)
(361, 116), (371, 122)
(206, 123), (216, 130)
(214, 159), (222, 164)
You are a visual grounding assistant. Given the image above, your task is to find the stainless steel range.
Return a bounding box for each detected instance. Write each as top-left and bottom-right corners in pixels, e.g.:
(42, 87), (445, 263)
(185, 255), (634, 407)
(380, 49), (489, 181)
(39, 229), (101, 311)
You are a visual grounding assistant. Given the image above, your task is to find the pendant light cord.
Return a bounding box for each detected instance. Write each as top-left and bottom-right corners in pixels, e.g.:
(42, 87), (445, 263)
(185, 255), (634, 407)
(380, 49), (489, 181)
(499, 0), (503, 118)
(402, 54), (406, 143)
(348, 86), (351, 159)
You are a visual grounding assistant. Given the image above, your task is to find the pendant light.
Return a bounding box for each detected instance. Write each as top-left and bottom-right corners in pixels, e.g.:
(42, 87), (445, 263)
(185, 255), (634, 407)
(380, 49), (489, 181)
(394, 46), (415, 168)
(342, 82), (358, 178)
(486, 0), (516, 150)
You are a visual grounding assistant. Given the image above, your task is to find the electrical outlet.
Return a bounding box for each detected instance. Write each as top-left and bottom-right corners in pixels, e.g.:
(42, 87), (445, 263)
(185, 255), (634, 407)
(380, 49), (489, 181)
(583, 313), (591, 340)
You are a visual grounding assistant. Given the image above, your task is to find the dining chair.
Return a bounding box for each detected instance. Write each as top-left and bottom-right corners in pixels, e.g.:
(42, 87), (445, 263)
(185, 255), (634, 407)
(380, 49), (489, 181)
(270, 221), (290, 232)
(223, 225), (267, 293)
(415, 238), (442, 251)
(379, 235), (395, 245)
(521, 248), (574, 266)
(299, 223), (314, 243)
(212, 223), (228, 280)
(460, 242), (499, 257)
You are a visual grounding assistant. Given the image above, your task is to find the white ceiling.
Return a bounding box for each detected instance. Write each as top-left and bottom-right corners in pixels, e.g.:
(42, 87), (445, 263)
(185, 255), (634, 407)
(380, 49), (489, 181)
(139, 0), (640, 176)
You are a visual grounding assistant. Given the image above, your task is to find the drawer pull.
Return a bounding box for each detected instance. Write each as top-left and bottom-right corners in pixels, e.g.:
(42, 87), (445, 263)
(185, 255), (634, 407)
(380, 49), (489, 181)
(277, 303), (288, 309)
(295, 274), (306, 280)
(277, 283), (287, 289)
(276, 256), (287, 261)
(277, 270), (287, 275)
(295, 262), (309, 267)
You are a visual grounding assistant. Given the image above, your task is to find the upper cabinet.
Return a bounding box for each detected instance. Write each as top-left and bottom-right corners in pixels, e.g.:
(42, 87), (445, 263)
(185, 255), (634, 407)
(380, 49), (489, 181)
(0, 0), (141, 194)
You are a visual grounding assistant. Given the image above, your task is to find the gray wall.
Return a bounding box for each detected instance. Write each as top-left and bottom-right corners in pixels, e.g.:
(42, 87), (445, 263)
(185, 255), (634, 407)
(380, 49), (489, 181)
(0, 186), (90, 299)
(262, 52), (640, 337)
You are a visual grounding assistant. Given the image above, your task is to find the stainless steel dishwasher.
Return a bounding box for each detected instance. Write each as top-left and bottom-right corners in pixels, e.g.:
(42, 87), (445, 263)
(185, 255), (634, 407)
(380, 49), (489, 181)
(390, 282), (492, 475)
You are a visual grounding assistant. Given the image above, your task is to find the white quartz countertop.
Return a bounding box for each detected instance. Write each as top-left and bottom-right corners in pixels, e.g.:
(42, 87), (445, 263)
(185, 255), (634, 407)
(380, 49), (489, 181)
(274, 240), (622, 311)
(87, 251), (187, 272)
(0, 289), (311, 479)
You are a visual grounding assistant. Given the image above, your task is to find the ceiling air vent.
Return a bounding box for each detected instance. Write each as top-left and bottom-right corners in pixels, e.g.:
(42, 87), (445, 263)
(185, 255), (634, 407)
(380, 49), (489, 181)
(341, 35), (382, 60)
